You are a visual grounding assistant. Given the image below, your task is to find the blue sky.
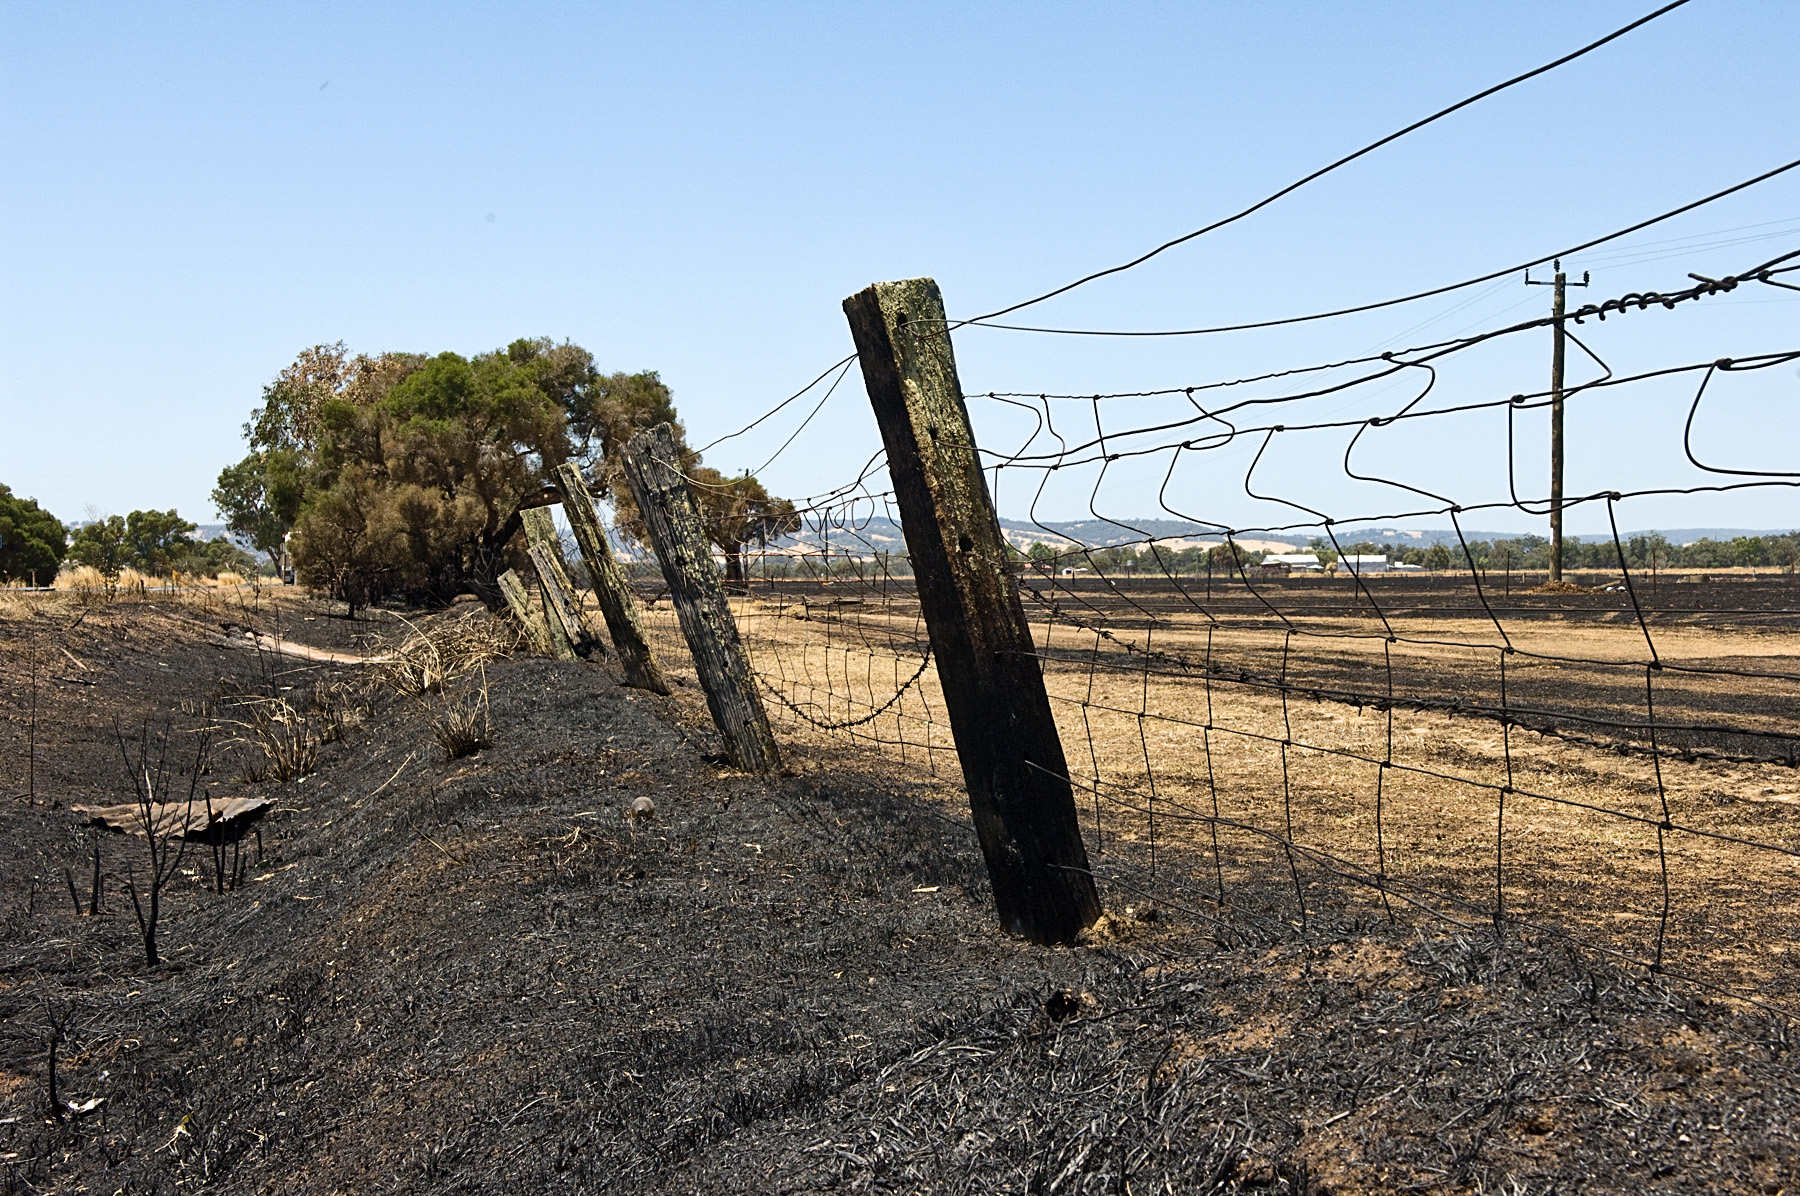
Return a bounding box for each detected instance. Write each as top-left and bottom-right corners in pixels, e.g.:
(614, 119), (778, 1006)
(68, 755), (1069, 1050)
(3, 2), (1796, 536)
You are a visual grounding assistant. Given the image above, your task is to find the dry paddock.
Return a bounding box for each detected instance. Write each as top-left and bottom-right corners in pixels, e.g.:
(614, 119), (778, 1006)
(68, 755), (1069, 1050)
(717, 573), (1800, 1013)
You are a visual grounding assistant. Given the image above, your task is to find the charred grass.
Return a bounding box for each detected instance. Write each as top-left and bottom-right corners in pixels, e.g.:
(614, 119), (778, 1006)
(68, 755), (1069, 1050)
(0, 587), (1794, 1192)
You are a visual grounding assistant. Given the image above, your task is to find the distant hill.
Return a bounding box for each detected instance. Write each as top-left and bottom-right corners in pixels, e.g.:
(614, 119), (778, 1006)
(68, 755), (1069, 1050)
(1005, 521), (1796, 551)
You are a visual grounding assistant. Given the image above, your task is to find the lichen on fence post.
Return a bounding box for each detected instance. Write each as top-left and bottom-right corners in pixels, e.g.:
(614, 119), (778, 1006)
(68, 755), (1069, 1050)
(528, 541), (596, 661)
(622, 422), (779, 771)
(497, 568), (552, 654)
(519, 506), (593, 660)
(843, 276), (1100, 946)
(553, 462), (671, 694)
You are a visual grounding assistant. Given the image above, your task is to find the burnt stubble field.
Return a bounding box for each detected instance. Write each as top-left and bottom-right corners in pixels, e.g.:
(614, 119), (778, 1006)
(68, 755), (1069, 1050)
(1, 578), (1798, 1193)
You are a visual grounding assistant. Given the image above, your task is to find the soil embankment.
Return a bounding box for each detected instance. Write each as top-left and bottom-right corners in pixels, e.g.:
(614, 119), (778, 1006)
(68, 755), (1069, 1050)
(0, 590), (1795, 1193)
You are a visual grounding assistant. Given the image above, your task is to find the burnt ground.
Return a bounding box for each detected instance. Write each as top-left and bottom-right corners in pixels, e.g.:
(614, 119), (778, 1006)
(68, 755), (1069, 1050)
(0, 589), (1797, 1194)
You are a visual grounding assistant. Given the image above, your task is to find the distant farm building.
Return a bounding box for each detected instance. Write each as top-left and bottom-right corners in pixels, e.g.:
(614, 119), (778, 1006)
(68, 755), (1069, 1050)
(1260, 553), (1323, 575)
(1337, 554), (1390, 575)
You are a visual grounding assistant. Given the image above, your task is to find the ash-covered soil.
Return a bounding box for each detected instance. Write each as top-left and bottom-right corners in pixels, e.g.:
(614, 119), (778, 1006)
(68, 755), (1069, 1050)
(0, 592), (1796, 1193)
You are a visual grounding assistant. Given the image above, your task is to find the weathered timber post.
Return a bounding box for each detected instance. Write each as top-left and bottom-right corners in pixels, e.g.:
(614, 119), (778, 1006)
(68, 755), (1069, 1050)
(520, 506), (598, 659)
(497, 568), (552, 654)
(844, 277), (1100, 945)
(528, 541), (593, 658)
(538, 576), (579, 660)
(622, 423), (780, 771)
(552, 462), (671, 694)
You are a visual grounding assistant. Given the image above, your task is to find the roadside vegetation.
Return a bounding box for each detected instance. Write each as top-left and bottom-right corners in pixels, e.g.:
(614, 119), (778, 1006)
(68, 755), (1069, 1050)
(2, 485), (258, 590)
(0, 483), (68, 584)
(212, 338), (796, 615)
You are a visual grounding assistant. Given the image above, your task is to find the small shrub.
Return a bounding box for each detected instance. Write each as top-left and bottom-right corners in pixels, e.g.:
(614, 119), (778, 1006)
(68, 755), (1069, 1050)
(112, 719), (212, 967)
(380, 609), (518, 699)
(235, 699), (318, 783)
(433, 674), (493, 760)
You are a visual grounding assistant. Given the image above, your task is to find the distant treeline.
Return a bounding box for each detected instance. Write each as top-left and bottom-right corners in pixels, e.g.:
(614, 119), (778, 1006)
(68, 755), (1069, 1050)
(1317, 532), (1800, 572)
(729, 541), (1263, 580)
(0, 484), (261, 585)
(725, 530), (1800, 582)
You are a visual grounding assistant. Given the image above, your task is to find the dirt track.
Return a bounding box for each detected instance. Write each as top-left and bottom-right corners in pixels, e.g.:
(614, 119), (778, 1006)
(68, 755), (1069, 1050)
(0, 587), (1797, 1192)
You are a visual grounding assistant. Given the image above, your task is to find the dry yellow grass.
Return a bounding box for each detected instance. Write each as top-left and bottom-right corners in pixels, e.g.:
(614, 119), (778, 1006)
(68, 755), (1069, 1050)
(53, 563), (109, 593)
(691, 587), (1800, 1010)
(0, 586), (37, 618)
(40, 566), (264, 607)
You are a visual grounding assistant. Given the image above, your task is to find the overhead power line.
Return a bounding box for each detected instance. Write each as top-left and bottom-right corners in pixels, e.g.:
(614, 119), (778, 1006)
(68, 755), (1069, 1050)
(965, 0), (1696, 326)
(960, 157), (1800, 337)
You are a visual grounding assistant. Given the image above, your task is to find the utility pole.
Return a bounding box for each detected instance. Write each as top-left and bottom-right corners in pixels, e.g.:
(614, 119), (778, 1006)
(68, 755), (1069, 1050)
(1526, 259), (1588, 583)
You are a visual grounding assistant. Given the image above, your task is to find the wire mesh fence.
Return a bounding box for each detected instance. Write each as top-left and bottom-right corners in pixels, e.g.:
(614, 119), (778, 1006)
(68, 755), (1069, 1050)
(573, 239), (1800, 1015)
(660, 535), (1800, 1011)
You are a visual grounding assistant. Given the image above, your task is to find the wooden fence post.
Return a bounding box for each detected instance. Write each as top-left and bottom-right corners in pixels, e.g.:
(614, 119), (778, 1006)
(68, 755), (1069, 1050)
(520, 506), (596, 659)
(844, 277), (1100, 945)
(497, 568), (552, 654)
(622, 423), (780, 771)
(552, 462), (671, 695)
(528, 542), (593, 658)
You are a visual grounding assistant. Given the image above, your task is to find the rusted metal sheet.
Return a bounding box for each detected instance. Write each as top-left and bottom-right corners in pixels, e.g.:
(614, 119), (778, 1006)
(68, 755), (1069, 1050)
(74, 795), (273, 840)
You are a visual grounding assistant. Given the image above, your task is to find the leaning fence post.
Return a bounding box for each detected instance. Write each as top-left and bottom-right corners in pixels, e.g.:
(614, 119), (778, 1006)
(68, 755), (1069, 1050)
(553, 462), (671, 694)
(520, 506), (597, 659)
(622, 423), (780, 771)
(497, 568), (552, 654)
(844, 277), (1100, 945)
(528, 541), (594, 659)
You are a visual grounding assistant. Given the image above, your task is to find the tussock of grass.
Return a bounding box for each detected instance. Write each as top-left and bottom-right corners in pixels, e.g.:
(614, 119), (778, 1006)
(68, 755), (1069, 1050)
(54, 565), (111, 597)
(235, 698), (320, 783)
(0, 585), (37, 618)
(433, 673), (493, 760)
(380, 608), (519, 699)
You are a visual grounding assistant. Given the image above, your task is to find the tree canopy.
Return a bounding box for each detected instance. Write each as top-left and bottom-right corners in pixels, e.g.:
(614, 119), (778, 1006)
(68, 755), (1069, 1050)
(214, 343), (422, 572)
(121, 509), (199, 573)
(287, 346), (571, 612)
(63, 510), (255, 582)
(66, 517), (129, 579)
(224, 338), (789, 613)
(0, 484), (65, 584)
